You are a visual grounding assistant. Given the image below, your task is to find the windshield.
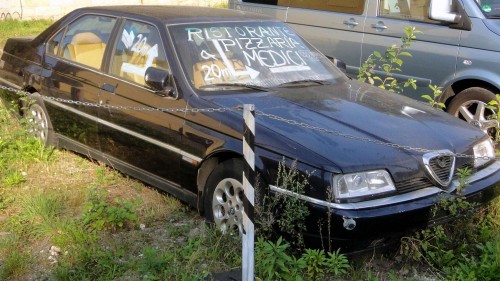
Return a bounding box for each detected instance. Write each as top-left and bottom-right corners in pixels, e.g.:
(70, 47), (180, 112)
(477, 0), (500, 18)
(168, 21), (345, 91)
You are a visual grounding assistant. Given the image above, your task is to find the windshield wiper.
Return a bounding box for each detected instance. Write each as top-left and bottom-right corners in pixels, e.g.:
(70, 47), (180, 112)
(277, 79), (329, 88)
(199, 83), (269, 92)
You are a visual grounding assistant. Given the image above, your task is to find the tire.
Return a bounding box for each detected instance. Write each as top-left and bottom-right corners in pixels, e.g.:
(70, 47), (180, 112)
(25, 98), (56, 147)
(447, 87), (497, 136)
(204, 158), (245, 234)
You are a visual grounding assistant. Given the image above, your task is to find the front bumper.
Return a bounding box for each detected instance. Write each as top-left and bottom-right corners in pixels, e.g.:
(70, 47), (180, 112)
(271, 161), (500, 252)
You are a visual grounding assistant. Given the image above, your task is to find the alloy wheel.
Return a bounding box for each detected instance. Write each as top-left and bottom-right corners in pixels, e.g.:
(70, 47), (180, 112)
(211, 177), (244, 234)
(27, 104), (49, 144)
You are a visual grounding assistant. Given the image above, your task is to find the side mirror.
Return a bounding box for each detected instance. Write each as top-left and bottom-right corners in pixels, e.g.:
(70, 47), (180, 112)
(144, 67), (175, 97)
(327, 56), (347, 74)
(429, 0), (460, 23)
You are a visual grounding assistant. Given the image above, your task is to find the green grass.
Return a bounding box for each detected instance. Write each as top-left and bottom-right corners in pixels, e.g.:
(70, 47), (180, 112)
(0, 19), (54, 48)
(0, 99), (239, 280)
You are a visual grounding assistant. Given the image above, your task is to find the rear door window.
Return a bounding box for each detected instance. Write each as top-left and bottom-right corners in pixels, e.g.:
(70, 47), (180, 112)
(243, 0), (366, 14)
(379, 0), (438, 23)
(52, 15), (117, 69)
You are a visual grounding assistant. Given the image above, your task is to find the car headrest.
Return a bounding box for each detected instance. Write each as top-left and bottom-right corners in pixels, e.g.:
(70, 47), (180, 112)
(71, 32), (102, 44)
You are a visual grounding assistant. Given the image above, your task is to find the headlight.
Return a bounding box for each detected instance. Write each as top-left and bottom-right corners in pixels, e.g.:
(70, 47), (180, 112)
(473, 139), (495, 168)
(332, 170), (395, 201)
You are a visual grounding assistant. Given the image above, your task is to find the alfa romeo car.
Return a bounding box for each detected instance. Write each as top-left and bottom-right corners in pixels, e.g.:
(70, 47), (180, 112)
(0, 6), (498, 252)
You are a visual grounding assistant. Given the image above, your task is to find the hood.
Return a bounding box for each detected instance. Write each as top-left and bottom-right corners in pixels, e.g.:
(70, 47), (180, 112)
(204, 80), (485, 176)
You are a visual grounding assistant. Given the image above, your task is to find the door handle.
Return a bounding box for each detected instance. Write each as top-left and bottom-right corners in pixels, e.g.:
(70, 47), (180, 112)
(343, 18), (359, 28)
(371, 21), (388, 31)
(102, 83), (115, 93)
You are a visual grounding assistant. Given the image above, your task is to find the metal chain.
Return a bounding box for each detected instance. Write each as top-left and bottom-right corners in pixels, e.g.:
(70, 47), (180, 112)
(256, 111), (499, 161)
(0, 84), (241, 113)
(1, 84), (498, 161)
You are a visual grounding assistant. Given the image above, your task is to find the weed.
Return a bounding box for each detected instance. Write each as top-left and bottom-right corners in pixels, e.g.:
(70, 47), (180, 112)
(358, 26), (420, 93)
(0, 192), (14, 210)
(357, 27), (448, 110)
(487, 94), (500, 143)
(54, 243), (128, 281)
(3, 170), (25, 186)
(422, 84), (446, 110)
(0, 235), (33, 280)
(303, 248), (328, 280)
(326, 249), (350, 277)
(82, 187), (138, 232)
(5, 191), (67, 238)
(255, 237), (304, 281)
(198, 227), (242, 268)
(256, 160), (310, 250)
(399, 197), (499, 280)
(255, 236), (350, 281)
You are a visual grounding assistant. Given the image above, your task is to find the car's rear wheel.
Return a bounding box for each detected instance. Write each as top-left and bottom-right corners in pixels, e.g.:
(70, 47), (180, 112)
(26, 99), (56, 147)
(204, 159), (245, 234)
(447, 87), (497, 137)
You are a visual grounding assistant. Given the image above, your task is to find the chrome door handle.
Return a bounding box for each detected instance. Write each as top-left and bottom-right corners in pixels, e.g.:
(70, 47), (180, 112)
(343, 18), (359, 28)
(371, 21), (388, 31)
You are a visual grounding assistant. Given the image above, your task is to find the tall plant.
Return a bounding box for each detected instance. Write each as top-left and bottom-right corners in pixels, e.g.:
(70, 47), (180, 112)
(358, 26), (420, 93)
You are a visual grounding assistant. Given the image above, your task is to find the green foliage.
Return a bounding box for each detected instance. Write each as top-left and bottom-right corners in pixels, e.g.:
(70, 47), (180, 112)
(0, 235), (33, 280)
(255, 237), (350, 281)
(358, 26), (420, 93)
(422, 84), (446, 110)
(448, 238), (500, 281)
(256, 159), (310, 249)
(81, 187), (138, 232)
(6, 191), (67, 238)
(0, 19), (54, 47)
(137, 247), (173, 281)
(0, 100), (54, 189)
(255, 237), (305, 281)
(54, 243), (128, 281)
(303, 249), (327, 280)
(487, 94), (500, 143)
(400, 197), (499, 280)
(326, 249), (350, 277)
(357, 26), (448, 110)
(208, 1), (228, 8)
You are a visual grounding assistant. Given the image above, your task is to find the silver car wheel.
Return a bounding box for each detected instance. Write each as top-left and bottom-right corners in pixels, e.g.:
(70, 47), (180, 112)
(27, 103), (49, 144)
(455, 100), (497, 134)
(211, 177), (244, 234)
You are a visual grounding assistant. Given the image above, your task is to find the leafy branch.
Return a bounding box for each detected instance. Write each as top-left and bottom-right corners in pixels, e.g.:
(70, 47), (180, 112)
(358, 26), (421, 93)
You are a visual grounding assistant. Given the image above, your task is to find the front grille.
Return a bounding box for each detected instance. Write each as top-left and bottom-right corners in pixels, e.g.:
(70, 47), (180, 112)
(428, 155), (453, 183)
(396, 152), (474, 194)
(423, 150), (455, 187)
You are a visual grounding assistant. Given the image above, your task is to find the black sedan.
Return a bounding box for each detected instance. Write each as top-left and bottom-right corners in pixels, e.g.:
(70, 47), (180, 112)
(0, 5), (498, 252)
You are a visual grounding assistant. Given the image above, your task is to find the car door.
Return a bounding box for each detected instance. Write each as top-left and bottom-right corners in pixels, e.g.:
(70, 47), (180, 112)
(284, 0), (368, 77)
(43, 14), (117, 151)
(98, 19), (185, 188)
(362, 0), (460, 98)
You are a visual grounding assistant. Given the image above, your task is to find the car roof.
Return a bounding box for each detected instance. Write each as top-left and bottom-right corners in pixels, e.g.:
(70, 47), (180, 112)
(75, 5), (275, 25)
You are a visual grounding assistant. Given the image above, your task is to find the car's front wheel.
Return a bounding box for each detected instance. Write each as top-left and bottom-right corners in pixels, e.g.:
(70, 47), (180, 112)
(204, 159), (245, 234)
(447, 87), (497, 136)
(26, 98), (56, 147)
